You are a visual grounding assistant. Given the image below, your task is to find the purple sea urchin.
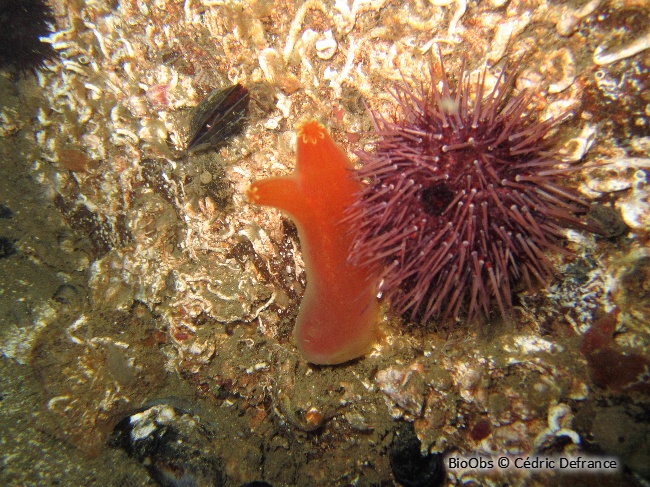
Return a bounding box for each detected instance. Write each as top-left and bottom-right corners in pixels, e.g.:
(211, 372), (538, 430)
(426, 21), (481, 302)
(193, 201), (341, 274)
(347, 57), (592, 324)
(0, 0), (57, 74)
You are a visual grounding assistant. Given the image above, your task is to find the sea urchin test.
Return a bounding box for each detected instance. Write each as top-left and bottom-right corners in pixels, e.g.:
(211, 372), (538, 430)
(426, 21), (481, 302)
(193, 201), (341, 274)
(247, 120), (380, 365)
(346, 56), (594, 324)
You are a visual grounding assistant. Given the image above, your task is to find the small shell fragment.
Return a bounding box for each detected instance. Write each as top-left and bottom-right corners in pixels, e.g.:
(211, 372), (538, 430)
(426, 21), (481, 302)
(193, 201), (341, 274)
(186, 83), (250, 154)
(315, 30), (337, 60)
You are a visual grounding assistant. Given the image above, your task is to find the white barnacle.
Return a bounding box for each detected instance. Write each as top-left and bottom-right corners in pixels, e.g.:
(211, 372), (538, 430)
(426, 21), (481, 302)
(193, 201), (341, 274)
(555, 0), (602, 36)
(284, 0), (328, 61)
(593, 31), (650, 65)
(487, 12), (531, 63)
(35, 107), (51, 127)
(258, 47), (281, 83)
(447, 0), (467, 38)
(51, 40), (75, 51)
(276, 93), (292, 118)
(560, 123), (597, 162)
(84, 83), (104, 100)
(77, 104), (93, 125)
(35, 130), (47, 146)
(62, 60), (89, 76)
(48, 26), (77, 45)
(112, 127), (140, 146)
(91, 27), (111, 59)
(534, 403), (581, 449)
(547, 48), (577, 94)
(315, 30), (338, 60)
(250, 292), (276, 320)
(329, 36), (360, 96)
(47, 395), (72, 411)
(66, 315), (87, 345)
(333, 0), (388, 33)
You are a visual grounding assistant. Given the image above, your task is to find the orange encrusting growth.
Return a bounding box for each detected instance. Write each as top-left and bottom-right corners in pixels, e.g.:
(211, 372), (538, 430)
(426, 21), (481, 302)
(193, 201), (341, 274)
(246, 120), (380, 364)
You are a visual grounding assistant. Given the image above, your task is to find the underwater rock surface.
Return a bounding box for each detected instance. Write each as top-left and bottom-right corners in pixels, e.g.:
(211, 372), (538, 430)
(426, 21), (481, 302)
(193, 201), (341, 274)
(0, 0), (648, 485)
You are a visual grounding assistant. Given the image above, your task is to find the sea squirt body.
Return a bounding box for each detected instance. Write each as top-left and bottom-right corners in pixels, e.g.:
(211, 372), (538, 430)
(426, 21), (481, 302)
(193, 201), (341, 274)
(247, 120), (380, 364)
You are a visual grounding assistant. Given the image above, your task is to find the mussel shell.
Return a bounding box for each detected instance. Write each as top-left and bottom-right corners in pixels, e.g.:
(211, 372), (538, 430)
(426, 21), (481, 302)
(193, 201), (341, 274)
(186, 83), (250, 154)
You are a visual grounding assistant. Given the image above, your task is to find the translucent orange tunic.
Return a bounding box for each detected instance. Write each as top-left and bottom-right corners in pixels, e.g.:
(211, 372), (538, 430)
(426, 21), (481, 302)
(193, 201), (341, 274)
(247, 120), (380, 364)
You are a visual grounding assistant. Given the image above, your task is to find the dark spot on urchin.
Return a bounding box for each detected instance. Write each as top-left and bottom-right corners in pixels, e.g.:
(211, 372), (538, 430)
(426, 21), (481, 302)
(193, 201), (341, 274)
(421, 183), (455, 217)
(347, 56), (595, 324)
(0, 0), (58, 74)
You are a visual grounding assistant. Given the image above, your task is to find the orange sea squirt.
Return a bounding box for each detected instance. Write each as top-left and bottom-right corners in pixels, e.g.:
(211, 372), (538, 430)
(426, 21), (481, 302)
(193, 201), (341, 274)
(246, 120), (380, 364)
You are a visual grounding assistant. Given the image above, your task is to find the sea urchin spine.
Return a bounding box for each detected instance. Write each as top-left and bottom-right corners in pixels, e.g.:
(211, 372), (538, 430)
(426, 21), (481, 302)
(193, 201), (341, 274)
(0, 0), (57, 74)
(346, 56), (592, 324)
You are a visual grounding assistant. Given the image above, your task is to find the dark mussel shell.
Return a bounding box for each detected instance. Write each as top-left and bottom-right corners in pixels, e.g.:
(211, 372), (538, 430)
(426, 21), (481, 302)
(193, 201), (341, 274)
(186, 83), (250, 154)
